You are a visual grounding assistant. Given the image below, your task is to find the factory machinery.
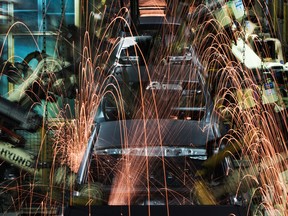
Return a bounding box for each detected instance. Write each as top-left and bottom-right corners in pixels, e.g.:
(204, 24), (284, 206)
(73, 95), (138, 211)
(0, 0), (287, 215)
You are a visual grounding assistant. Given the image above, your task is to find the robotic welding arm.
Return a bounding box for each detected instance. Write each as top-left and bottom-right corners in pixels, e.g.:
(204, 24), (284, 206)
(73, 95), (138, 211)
(0, 141), (41, 176)
(0, 96), (42, 132)
(1, 50), (77, 109)
(0, 48), (77, 152)
(7, 54), (72, 103)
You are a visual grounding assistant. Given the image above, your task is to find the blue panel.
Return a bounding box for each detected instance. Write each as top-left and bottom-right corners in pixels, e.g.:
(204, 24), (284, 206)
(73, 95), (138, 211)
(47, 0), (75, 13)
(0, 36), (8, 96)
(13, 0), (75, 32)
(46, 14), (76, 29)
(14, 0), (38, 10)
(14, 12), (40, 31)
(14, 36), (57, 68)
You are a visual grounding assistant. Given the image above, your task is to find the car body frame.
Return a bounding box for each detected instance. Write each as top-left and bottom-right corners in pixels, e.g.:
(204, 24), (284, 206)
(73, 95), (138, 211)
(75, 37), (234, 204)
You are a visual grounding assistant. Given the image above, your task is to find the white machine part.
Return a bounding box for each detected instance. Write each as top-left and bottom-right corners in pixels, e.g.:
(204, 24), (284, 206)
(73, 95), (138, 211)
(0, 141), (41, 176)
(7, 57), (70, 103)
(213, 0), (245, 27)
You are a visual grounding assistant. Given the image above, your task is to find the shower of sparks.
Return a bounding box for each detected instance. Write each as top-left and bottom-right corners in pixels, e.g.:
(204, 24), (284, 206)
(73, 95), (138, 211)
(0, 0), (287, 215)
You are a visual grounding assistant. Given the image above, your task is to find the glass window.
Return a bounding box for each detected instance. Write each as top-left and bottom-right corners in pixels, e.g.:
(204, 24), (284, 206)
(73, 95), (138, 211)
(13, 0), (39, 31)
(13, 0), (75, 32)
(46, 0), (75, 28)
(14, 11), (40, 31)
(14, 1), (38, 10)
(47, 0), (74, 13)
